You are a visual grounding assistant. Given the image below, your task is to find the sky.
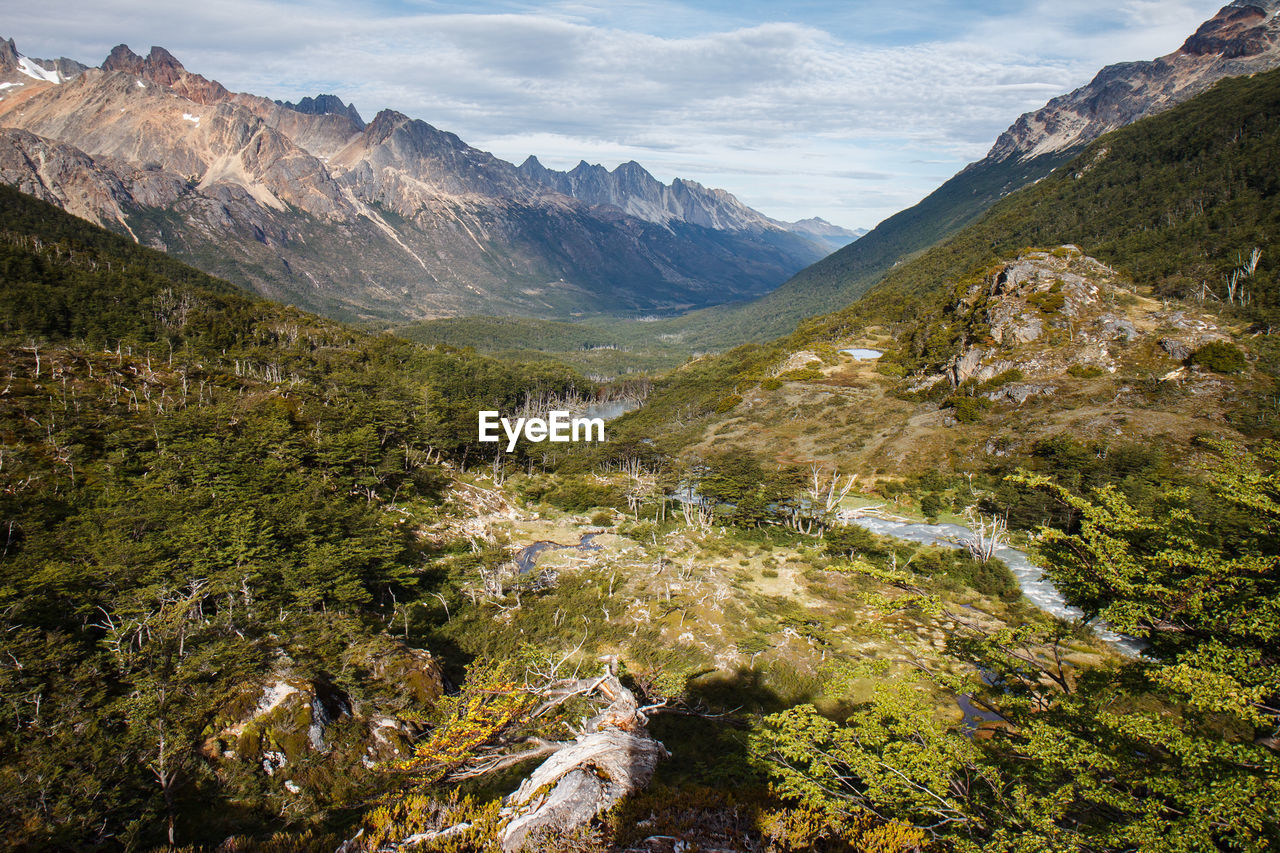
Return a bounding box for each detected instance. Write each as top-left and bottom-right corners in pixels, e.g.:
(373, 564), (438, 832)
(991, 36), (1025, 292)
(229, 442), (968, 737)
(4, 0), (1230, 230)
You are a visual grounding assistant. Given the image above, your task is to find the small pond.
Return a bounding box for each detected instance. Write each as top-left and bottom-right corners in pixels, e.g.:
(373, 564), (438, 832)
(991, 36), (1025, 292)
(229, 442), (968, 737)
(839, 348), (884, 361)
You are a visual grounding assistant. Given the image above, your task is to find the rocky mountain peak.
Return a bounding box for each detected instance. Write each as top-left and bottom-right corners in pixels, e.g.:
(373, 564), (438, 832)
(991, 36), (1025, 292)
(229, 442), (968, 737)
(0, 36), (86, 83)
(985, 1), (1280, 163)
(1180, 1), (1279, 57)
(101, 44), (144, 74)
(104, 44), (187, 82)
(363, 108), (409, 142)
(101, 43), (228, 104)
(278, 94), (365, 129)
(0, 33), (833, 322)
(0, 38), (19, 72)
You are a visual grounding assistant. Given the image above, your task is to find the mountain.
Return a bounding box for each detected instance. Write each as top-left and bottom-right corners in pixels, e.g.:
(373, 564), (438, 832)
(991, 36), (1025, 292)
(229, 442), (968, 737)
(798, 62), (1280, 347)
(655, 0), (1280, 349)
(778, 217), (866, 252)
(0, 40), (831, 323)
(0, 36), (87, 83)
(277, 93), (367, 128)
(987, 0), (1280, 162)
(618, 59), (1280, 526)
(517, 156), (864, 249)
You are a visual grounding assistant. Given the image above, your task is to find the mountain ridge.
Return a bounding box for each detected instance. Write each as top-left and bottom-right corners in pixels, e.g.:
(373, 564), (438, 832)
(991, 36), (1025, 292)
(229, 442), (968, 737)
(648, 0), (1280, 350)
(0, 38), (832, 322)
(517, 155), (863, 249)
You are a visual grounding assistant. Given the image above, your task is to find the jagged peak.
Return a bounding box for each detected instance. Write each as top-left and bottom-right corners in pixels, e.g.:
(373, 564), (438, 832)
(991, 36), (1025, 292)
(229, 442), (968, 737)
(100, 43), (228, 104)
(0, 35), (85, 83)
(146, 46), (184, 71)
(278, 93), (365, 128)
(363, 108), (411, 140)
(671, 176), (707, 192)
(1179, 0), (1280, 58)
(0, 37), (19, 70)
(102, 44), (142, 72)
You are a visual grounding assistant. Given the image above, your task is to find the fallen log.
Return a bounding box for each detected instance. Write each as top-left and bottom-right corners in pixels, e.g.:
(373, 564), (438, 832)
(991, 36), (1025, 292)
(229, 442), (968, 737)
(348, 664), (668, 851)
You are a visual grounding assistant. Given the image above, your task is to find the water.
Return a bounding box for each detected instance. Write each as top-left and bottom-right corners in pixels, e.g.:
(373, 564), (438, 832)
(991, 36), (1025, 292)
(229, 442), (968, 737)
(956, 692), (1005, 734)
(839, 348), (884, 361)
(580, 400), (640, 420)
(846, 516), (1145, 657)
(515, 532), (602, 574)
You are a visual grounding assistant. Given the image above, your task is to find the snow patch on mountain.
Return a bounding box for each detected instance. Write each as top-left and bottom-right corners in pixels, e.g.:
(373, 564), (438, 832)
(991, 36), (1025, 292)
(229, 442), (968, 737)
(17, 55), (61, 84)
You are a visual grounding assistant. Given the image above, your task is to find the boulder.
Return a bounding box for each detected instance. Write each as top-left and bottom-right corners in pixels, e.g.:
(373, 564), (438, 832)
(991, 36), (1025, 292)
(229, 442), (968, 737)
(1098, 314), (1138, 342)
(949, 348), (987, 386)
(1159, 337), (1194, 362)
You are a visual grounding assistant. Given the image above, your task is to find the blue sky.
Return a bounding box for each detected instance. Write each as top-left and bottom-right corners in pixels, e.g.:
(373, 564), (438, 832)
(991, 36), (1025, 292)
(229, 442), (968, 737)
(6, 0), (1228, 229)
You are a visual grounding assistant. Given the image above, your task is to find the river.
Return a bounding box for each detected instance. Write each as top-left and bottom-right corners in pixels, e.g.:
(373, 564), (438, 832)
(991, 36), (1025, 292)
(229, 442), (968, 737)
(846, 516), (1145, 656)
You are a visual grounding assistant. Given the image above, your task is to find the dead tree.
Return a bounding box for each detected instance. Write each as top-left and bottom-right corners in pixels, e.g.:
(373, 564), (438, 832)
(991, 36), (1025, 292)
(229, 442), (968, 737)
(962, 509), (1008, 562)
(681, 498), (713, 530)
(498, 668), (668, 851)
(792, 464), (857, 536)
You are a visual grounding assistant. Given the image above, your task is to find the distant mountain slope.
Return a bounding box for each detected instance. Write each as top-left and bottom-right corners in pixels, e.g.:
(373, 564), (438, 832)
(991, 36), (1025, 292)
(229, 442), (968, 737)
(617, 63), (1280, 483)
(517, 156), (863, 249)
(781, 217), (866, 252)
(797, 63), (1280, 349)
(656, 0), (1280, 350)
(0, 39), (830, 323)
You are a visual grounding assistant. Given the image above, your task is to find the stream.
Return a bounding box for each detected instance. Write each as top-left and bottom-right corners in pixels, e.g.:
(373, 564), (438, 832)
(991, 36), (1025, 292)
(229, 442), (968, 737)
(846, 516), (1145, 657)
(513, 511), (1141, 736)
(515, 532), (602, 574)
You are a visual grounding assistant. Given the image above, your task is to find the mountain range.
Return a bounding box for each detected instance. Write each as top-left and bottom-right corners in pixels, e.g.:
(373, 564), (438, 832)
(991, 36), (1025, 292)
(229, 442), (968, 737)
(647, 0), (1280, 348)
(0, 1), (1273, 341)
(0, 39), (854, 322)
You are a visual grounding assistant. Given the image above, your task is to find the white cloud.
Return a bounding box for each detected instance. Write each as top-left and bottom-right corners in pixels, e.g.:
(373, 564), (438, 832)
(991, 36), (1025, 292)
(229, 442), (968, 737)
(3, 0), (1230, 228)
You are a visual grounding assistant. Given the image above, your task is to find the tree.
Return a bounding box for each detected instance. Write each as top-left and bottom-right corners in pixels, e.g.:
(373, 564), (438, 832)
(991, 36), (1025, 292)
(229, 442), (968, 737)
(755, 442), (1280, 851)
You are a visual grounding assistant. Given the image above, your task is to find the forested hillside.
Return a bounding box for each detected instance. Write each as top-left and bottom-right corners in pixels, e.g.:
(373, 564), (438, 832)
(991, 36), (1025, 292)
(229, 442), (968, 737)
(0, 185), (590, 847)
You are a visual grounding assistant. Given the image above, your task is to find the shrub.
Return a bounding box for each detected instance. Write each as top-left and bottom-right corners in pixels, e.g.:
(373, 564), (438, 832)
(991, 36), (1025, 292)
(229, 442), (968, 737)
(714, 394), (743, 413)
(1068, 364), (1106, 378)
(948, 396), (991, 423)
(781, 368), (823, 382)
(979, 368), (1024, 390)
(920, 492), (945, 521)
(1027, 282), (1065, 314)
(1191, 341), (1246, 374)
(761, 378), (783, 391)
(546, 477), (626, 512)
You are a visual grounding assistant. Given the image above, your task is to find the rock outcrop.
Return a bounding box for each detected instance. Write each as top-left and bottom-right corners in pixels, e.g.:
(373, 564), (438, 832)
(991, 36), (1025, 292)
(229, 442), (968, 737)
(907, 246), (1236, 406)
(203, 640), (445, 794)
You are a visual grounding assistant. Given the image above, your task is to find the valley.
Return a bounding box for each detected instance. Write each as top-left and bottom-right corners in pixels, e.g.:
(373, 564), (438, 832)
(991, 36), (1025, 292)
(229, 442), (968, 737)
(1, 2), (1279, 852)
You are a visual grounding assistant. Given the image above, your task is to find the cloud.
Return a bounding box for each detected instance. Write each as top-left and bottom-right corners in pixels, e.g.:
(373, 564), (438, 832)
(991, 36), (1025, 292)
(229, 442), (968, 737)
(3, 0), (1230, 227)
